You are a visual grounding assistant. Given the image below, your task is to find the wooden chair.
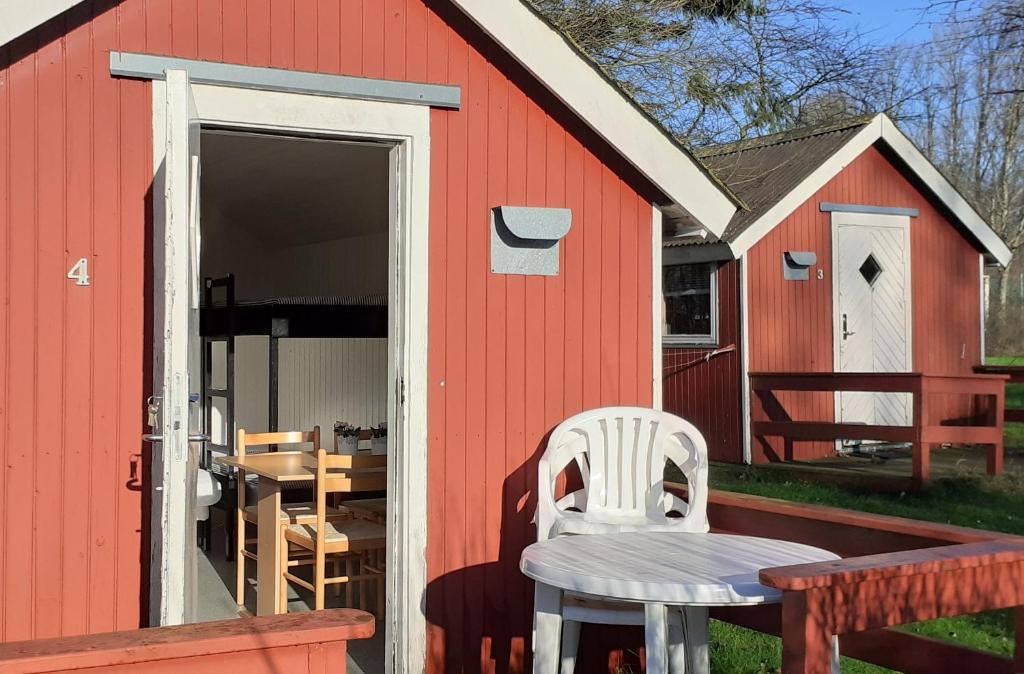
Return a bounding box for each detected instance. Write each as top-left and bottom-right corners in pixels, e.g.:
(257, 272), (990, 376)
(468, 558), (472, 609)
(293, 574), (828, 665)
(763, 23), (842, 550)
(281, 448), (387, 612)
(235, 427), (349, 606)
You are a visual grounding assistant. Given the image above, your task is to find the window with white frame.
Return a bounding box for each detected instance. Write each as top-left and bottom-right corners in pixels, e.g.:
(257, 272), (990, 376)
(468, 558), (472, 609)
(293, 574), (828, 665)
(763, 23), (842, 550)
(662, 262), (717, 345)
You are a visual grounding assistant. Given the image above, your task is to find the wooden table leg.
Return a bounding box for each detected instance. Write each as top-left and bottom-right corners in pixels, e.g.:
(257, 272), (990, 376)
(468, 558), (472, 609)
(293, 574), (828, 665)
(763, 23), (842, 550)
(644, 603), (668, 674)
(256, 478), (282, 616)
(532, 582), (562, 674)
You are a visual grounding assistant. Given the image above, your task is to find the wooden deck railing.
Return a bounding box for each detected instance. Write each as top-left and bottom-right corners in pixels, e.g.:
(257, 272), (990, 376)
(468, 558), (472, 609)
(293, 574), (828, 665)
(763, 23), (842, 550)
(761, 540), (1024, 674)
(975, 365), (1024, 423)
(0, 609), (374, 674)
(665, 485), (1024, 674)
(749, 371), (1007, 488)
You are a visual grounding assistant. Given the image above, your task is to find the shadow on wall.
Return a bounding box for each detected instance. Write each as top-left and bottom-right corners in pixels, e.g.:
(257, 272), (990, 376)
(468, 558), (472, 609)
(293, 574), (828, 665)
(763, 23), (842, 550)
(422, 437), (647, 674)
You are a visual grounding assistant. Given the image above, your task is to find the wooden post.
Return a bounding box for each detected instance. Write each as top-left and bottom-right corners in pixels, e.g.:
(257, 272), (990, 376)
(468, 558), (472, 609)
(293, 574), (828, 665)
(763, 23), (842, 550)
(912, 376), (929, 490)
(989, 384), (1005, 477)
(780, 591), (834, 674)
(1015, 606), (1024, 674)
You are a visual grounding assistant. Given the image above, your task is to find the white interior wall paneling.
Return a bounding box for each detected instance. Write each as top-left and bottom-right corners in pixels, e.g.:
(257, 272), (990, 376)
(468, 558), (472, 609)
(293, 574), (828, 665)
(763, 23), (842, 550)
(278, 338), (388, 437)
(234, 336), (271, 439)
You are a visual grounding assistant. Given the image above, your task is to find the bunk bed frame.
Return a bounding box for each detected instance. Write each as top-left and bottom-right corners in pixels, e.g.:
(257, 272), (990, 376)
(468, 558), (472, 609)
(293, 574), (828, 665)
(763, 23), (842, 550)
(200, 274), (388, 557)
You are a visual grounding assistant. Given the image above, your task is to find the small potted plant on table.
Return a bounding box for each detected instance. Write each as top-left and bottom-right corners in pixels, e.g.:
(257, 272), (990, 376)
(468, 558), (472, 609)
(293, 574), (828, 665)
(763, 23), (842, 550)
(370, 422), (388, 455)
(334, 421), (361, 455)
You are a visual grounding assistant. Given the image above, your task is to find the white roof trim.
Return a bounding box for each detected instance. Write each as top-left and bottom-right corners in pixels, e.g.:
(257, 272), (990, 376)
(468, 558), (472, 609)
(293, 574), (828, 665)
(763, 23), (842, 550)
(447, 0), (735, 235)
(727, 114), (1011, 267)
(0, 0), (737, 237)
(0, 0), (74, 48)
(878, 115), (1011, 266)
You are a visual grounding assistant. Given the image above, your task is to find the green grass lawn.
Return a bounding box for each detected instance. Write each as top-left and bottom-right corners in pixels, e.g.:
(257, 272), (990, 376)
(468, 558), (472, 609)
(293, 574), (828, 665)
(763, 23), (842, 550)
(704, 465), (1024, 673)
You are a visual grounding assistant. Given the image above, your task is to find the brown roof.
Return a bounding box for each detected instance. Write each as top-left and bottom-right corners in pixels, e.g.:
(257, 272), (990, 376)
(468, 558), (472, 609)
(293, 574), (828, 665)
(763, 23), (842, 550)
(690, 116), (874, 244)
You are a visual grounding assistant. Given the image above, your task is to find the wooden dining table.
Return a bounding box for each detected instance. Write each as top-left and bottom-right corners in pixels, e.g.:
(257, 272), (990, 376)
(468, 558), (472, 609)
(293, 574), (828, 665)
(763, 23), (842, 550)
(215, 450), (387, 616)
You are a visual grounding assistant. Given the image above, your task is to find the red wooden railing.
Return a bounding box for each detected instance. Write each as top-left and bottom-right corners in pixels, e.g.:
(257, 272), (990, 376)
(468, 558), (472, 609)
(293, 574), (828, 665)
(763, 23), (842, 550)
(749, 371), (1007, 488)
(0, 609), (374, 674)
(975, 365), (1024, 423)
(668, 486), (1024, 674)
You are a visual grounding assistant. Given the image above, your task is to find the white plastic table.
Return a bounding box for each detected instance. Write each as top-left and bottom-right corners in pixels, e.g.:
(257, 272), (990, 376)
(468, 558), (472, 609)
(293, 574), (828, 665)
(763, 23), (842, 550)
(520, 532), (840, 674)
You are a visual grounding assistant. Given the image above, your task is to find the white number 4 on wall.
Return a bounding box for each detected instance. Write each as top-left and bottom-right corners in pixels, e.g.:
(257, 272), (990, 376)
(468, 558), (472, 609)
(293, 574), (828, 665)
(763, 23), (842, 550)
(67, 257), (90, 286)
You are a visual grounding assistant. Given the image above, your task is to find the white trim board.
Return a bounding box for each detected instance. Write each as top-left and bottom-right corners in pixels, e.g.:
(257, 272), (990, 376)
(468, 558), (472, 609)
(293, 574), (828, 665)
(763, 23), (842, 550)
(726, 114), (1012, 267)
(652, 206), (664, 410)
(4, 0), (737, 238)
(151, 84), (430, 674)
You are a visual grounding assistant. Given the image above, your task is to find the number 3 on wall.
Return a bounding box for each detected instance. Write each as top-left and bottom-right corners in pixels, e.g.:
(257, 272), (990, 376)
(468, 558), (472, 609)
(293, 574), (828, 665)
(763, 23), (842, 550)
(67, 257), (90, 286)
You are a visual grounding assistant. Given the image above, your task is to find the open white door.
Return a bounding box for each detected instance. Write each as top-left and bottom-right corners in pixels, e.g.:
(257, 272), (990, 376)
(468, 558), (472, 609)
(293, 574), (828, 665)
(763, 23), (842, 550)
(148, 68), (203, 626)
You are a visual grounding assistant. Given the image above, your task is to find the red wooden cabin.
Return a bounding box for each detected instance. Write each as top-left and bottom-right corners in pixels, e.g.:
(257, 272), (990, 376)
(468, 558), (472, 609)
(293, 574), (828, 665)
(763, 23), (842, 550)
(660, 116), (1013, 465)
(0, 0), (738, 672)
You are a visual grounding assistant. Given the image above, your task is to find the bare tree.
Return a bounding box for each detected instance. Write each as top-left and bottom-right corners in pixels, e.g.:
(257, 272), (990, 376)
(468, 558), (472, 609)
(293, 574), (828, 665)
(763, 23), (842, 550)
(532, 0), (881, 145)
(892, 2), (1024, 353)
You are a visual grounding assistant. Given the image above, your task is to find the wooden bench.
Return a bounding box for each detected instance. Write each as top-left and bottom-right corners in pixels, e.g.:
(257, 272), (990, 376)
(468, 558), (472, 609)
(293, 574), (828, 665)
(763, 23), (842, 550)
(0, 608), (374, 674)
(975, 364), (1024, 423)
(749, 371), (1007, 489)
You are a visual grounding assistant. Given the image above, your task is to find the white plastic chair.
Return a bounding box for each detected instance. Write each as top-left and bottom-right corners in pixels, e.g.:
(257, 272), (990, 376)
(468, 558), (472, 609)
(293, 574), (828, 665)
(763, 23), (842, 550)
(535, 407), (710, 674)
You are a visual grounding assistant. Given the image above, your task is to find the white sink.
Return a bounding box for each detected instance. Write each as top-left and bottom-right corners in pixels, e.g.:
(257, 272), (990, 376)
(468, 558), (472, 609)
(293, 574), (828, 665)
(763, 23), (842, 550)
(196, 469), (222, 521)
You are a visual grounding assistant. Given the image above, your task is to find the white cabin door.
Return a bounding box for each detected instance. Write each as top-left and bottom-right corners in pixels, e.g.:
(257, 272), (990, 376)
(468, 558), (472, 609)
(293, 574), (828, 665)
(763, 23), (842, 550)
(148, 68), (203, 626)
(834, 214), (913, 429)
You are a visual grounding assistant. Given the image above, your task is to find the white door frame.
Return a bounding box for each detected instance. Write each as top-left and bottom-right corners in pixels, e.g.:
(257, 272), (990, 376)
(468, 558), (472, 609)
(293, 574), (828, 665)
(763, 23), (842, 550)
(152, 81), (431, 674)
(830, 211), (913, 426)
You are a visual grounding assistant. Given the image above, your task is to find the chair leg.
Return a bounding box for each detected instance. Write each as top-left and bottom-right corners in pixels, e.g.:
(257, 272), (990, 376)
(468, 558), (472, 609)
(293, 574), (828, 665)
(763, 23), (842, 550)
(235, 515), (246, 606)
(333, 557), (342, 598)
(667, 609), (687, 674)
(346, 556), (354, 607)
(375, 549), (385, 619)
(682, 606), (710, 674)
(314, 550), (326, 611)
(559, 619), (581, 674)
(831, 635), (841, 674)
(279, 526), (289, 614)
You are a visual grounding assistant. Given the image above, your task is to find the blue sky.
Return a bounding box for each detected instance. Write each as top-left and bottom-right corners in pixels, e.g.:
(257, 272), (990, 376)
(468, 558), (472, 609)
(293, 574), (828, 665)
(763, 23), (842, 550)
(833, 0), (937, 45)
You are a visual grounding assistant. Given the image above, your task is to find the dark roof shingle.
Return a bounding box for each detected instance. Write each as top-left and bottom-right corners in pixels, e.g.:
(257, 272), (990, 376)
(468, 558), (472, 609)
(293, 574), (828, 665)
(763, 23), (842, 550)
(693, 116), (874, 243)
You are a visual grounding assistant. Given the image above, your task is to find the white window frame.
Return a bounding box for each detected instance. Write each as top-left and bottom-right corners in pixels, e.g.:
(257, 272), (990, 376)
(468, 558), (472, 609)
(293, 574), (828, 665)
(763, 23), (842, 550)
(152, 81), (430, 674)
(661, 261), (719, 347)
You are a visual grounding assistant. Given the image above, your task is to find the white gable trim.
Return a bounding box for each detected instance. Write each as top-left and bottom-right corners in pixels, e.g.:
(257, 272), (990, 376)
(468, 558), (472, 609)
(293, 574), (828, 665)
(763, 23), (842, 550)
(0, 0), (74, 48)
(727, 114), (1012, 266)
(448, 0), (735, 236)
(1, 0), (737, 237)
(878, 115), (1011, 266)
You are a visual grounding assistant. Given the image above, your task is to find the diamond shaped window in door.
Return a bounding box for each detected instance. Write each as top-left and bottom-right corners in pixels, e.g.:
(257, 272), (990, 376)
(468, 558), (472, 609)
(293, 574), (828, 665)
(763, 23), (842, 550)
(859, 254), (883, 286)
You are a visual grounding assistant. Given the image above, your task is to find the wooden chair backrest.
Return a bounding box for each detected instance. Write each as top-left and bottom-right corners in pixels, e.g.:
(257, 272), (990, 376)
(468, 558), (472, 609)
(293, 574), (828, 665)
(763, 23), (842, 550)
(236, 426), (320, 511)
(311, 449), (383, 551)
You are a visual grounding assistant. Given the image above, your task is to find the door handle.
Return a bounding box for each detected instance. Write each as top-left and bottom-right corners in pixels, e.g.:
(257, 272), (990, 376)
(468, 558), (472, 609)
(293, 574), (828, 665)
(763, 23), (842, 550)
(141, 433), (209, 443)
(842, 313), (856, 340)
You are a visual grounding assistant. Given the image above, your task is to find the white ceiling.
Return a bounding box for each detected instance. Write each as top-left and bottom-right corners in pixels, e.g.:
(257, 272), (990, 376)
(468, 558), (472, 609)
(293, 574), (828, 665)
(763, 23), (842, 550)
(200, 131), (391, 248)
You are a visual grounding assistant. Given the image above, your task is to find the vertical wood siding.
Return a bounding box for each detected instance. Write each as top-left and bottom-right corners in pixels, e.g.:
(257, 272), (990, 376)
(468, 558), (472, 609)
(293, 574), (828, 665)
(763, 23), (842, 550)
(0, 2), (659, 669)
(662, 260), (743, 463)
(746, 146), (982, 462)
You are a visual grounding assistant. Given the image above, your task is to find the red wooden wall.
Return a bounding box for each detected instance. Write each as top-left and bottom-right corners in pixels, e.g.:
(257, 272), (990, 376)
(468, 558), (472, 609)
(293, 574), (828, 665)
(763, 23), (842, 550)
(663, 260), (744, 463)
(746, 146), (983, 462)
(0, 0), (659, 670)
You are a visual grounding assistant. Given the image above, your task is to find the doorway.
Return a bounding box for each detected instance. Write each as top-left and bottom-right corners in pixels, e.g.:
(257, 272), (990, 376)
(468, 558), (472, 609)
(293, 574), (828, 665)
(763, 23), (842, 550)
(150, 73), (430, 674)
(831, 212), (914, 429)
